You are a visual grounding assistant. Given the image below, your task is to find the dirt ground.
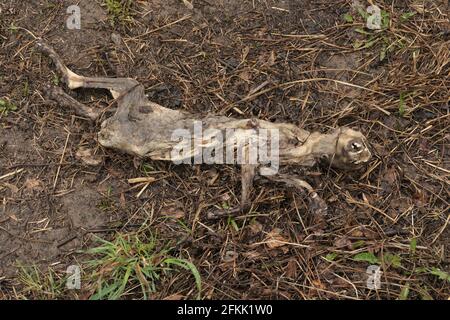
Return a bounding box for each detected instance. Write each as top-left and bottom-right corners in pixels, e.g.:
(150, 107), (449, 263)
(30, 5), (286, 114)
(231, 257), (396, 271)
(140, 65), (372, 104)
(0, 0), (449, 299)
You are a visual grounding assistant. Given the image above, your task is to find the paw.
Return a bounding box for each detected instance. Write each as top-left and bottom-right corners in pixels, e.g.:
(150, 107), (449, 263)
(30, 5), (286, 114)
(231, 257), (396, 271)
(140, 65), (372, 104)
(308, 192), (328, 216)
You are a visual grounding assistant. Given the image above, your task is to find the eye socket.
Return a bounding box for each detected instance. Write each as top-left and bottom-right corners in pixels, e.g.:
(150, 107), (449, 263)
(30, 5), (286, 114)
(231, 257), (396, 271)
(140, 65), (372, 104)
(350, 141), (363, 152)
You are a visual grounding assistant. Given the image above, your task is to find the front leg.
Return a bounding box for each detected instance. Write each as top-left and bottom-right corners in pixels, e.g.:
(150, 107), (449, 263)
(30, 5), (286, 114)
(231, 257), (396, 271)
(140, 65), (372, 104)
(264, 173), (328, 216)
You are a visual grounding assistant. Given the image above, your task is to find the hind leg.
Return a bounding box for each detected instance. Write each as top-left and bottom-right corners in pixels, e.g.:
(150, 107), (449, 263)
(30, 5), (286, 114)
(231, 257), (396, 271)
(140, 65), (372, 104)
(264, 174), (328, 216)
(46, 85), (100, 120)
(36, 40), (142, 99)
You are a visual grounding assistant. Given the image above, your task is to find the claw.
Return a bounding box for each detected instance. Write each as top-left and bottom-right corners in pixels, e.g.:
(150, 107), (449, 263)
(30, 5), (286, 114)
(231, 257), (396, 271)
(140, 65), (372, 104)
(308, 192), (328, 216)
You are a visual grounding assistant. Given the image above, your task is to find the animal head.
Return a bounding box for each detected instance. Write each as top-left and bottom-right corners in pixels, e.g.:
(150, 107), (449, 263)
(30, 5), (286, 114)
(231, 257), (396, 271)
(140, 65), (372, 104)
(327, 127), (372, 170)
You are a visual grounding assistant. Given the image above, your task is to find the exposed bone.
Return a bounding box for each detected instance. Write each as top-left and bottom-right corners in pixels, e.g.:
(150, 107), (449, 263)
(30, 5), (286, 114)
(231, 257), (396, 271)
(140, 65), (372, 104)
(37, 40), (372, 218)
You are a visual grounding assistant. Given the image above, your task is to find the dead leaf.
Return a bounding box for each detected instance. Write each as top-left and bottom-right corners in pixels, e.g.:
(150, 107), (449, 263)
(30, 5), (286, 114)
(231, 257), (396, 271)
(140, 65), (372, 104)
(334, 236), (352, 249)
(361, 227), (378, 239)
(285, 259), (298, 278)
(162, 209), (184, 219)
(372, 143), (388, 157)
(249, 220), (263, 235)
(107, 167), (122, 177)
(265, 228), (288, 249)
(24, 178), (42, 191)
(350, 228), (364, 237)
(222, 250), (239, 263)
(239, 70), (251, 82)
(119, 193), (126, 208)
(161, 202), (185, 219)
(76, 147), (102, 166)
(311, 279), (326, 289)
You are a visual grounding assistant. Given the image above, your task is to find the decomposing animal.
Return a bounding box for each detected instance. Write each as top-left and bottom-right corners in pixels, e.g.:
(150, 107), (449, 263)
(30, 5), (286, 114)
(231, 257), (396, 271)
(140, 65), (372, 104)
(36, 40), (371, 219)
